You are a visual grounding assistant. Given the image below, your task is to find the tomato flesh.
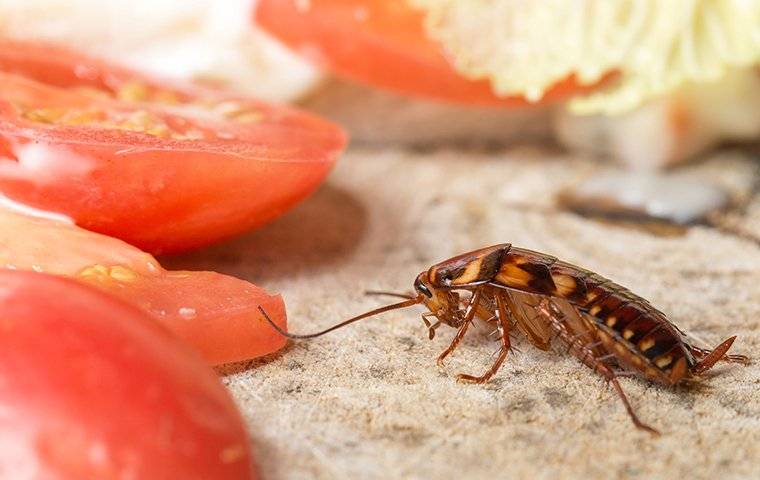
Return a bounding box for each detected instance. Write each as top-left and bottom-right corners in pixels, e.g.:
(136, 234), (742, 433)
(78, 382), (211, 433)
(0, 39), (346, 254)
(255, 0), (601, 105)
(0, 270), (254, 479)
(0, 208), (287, 365)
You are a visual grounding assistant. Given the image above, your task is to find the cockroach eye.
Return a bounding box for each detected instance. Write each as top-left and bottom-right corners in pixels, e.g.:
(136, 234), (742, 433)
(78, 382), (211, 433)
(414, 276), (432, 298)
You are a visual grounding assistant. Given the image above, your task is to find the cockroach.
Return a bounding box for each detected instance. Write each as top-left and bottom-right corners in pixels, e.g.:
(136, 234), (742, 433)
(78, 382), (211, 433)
(260, 243), (749, 434)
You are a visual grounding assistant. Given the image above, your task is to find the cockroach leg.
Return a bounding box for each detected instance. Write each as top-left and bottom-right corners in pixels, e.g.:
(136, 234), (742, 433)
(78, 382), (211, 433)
(456, 292), (512, 384)
(568, 330), (595, 344)
(533, 297), (660, 435)
(608, 375), (661, 435)
(724, 353), (750, 365)
(611, 370), (638, 378)
(596, 353), (617, 363)
(437, 288), (482, 366)
(436, 318), (471, 366)
(457, 347), (508, 384)
(585, 341), (604, 350)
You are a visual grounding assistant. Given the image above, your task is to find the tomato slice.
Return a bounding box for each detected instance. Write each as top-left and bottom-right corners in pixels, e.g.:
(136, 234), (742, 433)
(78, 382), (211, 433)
(255, 0), (600, 105)
(0, 270), (254, 479)
(0, 208), (287, 365)
(0, 38), (346, 254)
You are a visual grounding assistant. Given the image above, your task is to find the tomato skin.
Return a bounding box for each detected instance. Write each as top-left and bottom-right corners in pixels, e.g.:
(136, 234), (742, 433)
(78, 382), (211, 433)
(0, 130), (335, 254)
(0, 270), (255, 479)
(0, 39), (346, 254)
(255, 0), (604, 105)
(97, 271), (288, 366)
(0, 208), (288, 365)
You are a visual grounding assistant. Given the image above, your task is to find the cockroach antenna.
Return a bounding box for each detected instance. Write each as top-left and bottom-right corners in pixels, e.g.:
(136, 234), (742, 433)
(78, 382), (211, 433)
(364, 290), (415, 300)
(257, 295), (424, 340)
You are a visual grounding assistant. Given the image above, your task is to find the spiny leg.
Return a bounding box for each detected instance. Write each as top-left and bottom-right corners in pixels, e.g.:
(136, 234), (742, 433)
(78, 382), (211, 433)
(587, 343), (659, 435)
(457, 295), (495, 323)
(593, 357), (659, 433)
(607, 373), (660, 435)
(536, 299), (660, 435)
(457, 291), (512, 384)
(437, 288), (482, 366)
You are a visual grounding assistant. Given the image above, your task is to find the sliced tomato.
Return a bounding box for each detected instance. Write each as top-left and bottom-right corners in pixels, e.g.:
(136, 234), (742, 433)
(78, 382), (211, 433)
(0, 270), (254, 479)
(0, 208), (287, 365)
(255, 0), (602, 105)
(0, 38), (346, 254)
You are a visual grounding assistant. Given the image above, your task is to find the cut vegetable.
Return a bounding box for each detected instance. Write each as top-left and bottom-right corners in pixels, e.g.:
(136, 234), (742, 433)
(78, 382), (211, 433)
(411, 0), (760, 113)
(0, 270), (254, 479)
(255, 0), (600, 105)
(0, 208), (287, 365)
(0, 39), (346, 254)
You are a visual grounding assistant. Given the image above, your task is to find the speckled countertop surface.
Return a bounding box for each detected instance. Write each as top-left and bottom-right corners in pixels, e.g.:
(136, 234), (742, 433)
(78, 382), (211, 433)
(167, 146), (760, 480)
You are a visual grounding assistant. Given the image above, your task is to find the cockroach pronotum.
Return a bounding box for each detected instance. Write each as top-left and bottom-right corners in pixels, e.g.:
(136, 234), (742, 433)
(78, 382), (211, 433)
(260, 243), (749, 434)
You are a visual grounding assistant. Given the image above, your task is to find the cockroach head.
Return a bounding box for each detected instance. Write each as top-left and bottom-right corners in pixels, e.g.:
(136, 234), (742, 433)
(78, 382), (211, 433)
(414, 271), (463, 328)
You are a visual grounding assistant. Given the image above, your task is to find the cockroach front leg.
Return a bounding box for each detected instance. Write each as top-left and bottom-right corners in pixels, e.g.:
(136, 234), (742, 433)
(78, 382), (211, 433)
(456, 292), (512, 384)
(437, 288), (482, 366)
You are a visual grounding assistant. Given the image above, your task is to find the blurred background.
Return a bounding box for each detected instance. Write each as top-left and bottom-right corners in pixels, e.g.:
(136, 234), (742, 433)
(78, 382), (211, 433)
(3, 0), (758, 227)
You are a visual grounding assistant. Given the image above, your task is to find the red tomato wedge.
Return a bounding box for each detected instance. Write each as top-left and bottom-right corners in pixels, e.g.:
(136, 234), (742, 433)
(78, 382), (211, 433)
(0, 38), (346, 254)
(0, 270), (255, 479)
(255, 0), (603, 105)
(0, 208), (287, 365)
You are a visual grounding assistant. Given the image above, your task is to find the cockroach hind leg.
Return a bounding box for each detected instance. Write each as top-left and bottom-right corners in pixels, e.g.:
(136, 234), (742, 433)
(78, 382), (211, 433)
(726, 353), (751, 365)
(609, 377), (661, 436)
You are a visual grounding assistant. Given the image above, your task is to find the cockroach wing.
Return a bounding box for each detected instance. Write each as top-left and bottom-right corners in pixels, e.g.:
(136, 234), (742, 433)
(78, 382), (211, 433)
(502, 291), (553, 351)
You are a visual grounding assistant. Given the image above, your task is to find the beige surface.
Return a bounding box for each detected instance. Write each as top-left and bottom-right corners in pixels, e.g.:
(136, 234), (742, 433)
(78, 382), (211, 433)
(168, 146), (760, 480)
(302, 79), (553, 147)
